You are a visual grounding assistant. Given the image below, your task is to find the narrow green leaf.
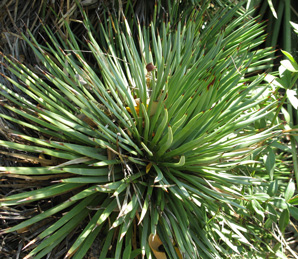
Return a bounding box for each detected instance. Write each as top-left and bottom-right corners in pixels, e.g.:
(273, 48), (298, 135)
(289, 194), (298, 205)
(213, 228), (240, 254)
(0, 183), (84, 206)
(138, 180), (154, 224)
(1, 200), (76, 234)
(28, 209), (89, 258)
(140, 212), (150, 258)
(115, 227), (124, 259)
(37, 194), (99, 242)
(279, 208), (290, 232)
(289, 206), (298, 221)
(162, 155), (185, 167)
(150, 107), (168, 148)
(59, 175), (122, 184)
(152, 164), (164, 183)
(251, 200), (265, 219)
(268, 0), (278, 18)
(281, 50), (298, 65)
(98, 228), (115, 259)
(123, 239), (132, 259)
(156, 126), (173, 157)
(66, 198), (113, 257)
(141, 142), (153, 157)
(264, 148), (275, 181)
(267, 180), (279, 197)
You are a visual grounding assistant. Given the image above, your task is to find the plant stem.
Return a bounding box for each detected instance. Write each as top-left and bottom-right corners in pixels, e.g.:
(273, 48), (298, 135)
(283, 0), (291, 52)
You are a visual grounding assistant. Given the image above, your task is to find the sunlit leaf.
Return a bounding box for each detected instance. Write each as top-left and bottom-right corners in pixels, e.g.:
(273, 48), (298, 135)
(287, 89), (298, 109)
(284, 180), (295, 202)
(281, 60), (298, 72)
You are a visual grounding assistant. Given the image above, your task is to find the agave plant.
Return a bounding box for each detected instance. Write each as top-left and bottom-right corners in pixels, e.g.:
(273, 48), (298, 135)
(0, 1), (288, 258)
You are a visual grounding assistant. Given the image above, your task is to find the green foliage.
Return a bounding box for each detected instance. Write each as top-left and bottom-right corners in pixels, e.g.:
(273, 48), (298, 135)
(264, 21), (298, 257)
(0, 1), (292, 258)
(245, 0), (297, 53)
(265, 21), (298, 190)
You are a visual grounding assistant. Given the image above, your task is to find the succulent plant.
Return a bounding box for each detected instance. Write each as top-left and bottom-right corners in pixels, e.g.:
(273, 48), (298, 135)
(0, 2), (287, 258)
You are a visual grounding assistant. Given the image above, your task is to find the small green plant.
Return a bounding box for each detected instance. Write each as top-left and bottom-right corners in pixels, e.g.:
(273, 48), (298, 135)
(0, 2), (291, 258)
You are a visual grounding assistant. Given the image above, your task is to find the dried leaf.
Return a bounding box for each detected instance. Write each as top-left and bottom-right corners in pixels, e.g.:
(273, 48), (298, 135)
(148, 234), (167, 259)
